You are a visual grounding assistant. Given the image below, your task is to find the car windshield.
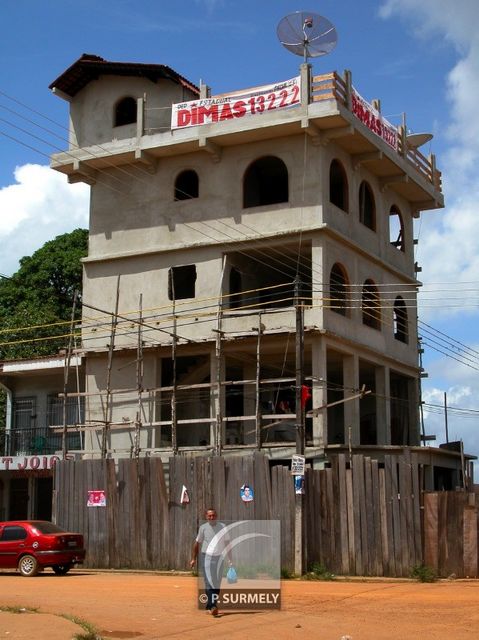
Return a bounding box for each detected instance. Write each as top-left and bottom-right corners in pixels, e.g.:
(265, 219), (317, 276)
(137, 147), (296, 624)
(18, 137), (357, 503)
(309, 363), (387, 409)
(31, 522), (66, 534)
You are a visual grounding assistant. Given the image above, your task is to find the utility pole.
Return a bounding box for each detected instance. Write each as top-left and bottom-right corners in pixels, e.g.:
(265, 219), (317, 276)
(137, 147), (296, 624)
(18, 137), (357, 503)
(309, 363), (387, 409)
(294, 277), (305, 576)
(444, 391), (449, 444)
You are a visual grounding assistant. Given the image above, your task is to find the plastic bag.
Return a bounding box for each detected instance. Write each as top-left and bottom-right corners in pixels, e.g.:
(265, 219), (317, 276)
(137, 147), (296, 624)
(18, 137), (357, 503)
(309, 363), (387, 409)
(226, 566), (238, 584)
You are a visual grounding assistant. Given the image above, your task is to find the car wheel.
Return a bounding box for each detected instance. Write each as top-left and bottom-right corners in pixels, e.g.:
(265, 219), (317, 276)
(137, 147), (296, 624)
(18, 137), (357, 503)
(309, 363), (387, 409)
(18, 555), (39, 577)
(52, 564), (72, 575)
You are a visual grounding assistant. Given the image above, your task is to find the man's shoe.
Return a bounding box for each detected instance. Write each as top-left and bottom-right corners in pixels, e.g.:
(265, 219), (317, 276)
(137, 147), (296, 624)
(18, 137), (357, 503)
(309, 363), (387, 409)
(211, 607), (219, 616)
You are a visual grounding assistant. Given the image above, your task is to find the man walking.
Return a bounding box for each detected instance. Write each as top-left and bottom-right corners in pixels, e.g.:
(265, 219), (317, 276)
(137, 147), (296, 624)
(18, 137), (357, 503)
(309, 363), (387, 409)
(190, 508), (232, 616)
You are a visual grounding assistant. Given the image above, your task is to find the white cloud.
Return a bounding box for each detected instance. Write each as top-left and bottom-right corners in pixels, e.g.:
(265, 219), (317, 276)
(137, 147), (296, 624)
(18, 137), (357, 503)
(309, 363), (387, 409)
(0, 164), (89, 275)
(422, 384), (479, 473)
(380, 2), (479, 468)
(379, 2), (479, 310)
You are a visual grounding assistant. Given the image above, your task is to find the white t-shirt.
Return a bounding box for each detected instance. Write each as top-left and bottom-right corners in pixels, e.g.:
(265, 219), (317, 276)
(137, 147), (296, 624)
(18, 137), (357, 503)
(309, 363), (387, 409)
(196, 521), (227, 556)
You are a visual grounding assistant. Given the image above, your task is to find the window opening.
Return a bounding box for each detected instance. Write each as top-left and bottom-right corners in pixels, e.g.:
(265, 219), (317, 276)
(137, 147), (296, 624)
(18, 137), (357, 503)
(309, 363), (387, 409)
(362, 279), (381, 329)
(329, 263), (348, 316)
(389, 205), (405, 251)
(168, 264), (197, 300)
(359, 362), (377, 445)
(160, 355), (211, 447)
(329, 159), (348, 212)
(393, 296), (408, 343)
(359, 181), (376, 230)
(114, 97), (137, 127)
(224, 243), (312, 311)
(174, 170), (199, 201)
(390, 372), (412, 445)
(228, 266), (243, 309)
(243, 156), (288, 208)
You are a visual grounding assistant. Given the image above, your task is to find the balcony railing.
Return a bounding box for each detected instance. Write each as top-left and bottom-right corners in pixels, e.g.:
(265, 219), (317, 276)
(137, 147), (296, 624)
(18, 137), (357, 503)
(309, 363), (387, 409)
(311, 71), (441, 192)
(3, 427), (81, 457)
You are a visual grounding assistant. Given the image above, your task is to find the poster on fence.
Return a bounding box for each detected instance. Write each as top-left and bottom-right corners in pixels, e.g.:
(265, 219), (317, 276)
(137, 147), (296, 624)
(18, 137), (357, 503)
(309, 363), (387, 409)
(87, 490), (107, 507)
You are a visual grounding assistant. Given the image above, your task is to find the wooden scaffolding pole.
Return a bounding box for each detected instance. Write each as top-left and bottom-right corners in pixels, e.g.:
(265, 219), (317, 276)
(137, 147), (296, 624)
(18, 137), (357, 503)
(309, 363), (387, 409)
(171, 296), (178, 455)
(101, 276), (120, 458)
(133, 294), (143, 458)
(214, 257), (227, 456)
(62, 291), (78, 459)
(255, 311), (262, 450)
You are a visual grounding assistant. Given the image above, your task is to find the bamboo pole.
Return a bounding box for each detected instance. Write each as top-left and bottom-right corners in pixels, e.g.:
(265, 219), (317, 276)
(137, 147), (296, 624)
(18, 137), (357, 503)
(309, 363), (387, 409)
(62, 291), (78, 459)
(101, 276), (120, 458)
(133, 294), (143, 458)
(255, 312), (262, 450)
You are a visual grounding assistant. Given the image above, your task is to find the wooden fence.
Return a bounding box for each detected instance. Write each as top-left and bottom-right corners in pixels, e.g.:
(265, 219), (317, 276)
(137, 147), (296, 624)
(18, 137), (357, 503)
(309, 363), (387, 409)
(53, 451), (431, 576)
(424, 491), (479, 578)
(308, 451), (423, 576)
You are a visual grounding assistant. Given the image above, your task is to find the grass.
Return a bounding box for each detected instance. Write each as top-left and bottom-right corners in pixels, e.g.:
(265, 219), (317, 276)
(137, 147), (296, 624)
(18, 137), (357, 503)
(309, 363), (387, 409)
(0, 606), (102, 640)
(0, 605), (39, 614)
(60, 614), (102, 640)
(410, 564), (437, 583)
(304, 562), (336, 581)
(281, 567), (293, 579)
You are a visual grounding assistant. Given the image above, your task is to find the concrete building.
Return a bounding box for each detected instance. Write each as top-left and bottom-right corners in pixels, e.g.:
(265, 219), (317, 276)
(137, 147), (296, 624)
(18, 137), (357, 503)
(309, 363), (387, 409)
(0, 355), (85, 519)
(0, 52), (472, 520)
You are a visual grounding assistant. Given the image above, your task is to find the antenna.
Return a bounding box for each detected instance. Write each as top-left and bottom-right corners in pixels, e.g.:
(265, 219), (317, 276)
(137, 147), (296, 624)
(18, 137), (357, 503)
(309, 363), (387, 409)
(406, 132), (433, 149)
(277, 11), (338, 64)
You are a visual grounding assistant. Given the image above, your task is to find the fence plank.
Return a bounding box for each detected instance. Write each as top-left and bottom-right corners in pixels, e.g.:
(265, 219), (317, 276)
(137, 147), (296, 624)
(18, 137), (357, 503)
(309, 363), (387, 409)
(378, 468), (389, 575)
(364, 457), (374, 575)
(371, 459), (382, 576)
(337, 454), (349, 575)
(463, 495), (478, 578)
(423, 493), (438, 572)
(346, 466), (355, 574)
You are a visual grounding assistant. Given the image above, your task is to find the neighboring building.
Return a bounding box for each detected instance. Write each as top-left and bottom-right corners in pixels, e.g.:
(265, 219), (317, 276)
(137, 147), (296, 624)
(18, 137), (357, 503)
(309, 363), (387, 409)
(0, 355), (84, 519)
(1, 52), (472, 520)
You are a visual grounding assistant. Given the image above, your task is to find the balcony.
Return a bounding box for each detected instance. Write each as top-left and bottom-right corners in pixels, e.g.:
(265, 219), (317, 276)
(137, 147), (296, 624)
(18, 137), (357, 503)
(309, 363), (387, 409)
(51, 67), (442, 209)
(3, 427), (81, 457)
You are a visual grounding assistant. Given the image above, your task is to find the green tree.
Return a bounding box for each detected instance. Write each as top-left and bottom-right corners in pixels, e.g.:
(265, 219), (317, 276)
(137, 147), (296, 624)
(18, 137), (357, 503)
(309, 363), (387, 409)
(0, 228), (88, 360)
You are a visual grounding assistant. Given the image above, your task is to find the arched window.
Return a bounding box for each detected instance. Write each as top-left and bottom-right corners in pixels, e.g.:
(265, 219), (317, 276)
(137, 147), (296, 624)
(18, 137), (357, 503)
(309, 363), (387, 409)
(329, 159), (348, 212)
(359, 181), (376, 230)
(174, 170), (199, 201)
(114, 97), (137, 127)
(393, 296), (408, 343)
(362, 279), (381, 329)
(389, 205), (405, 251)
(330, 263), (348, 316)
(243, 156), (288, 208)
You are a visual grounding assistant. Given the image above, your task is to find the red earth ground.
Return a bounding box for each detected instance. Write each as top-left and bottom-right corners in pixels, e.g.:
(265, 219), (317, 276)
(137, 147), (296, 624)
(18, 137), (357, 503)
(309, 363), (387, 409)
(0, 571), (478, 639)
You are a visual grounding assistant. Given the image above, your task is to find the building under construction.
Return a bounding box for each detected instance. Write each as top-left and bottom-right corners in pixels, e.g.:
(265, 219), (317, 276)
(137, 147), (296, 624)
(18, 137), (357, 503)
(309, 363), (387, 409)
(0, 53), (474, 520)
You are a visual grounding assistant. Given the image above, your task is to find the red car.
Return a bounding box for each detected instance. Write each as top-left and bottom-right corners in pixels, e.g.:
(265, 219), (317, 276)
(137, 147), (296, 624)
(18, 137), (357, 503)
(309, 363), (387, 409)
(0, 520), (85, 576)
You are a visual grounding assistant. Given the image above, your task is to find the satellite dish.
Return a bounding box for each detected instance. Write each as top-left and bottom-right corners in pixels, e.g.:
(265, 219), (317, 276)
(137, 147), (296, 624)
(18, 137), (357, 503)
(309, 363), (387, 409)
(406, 132), (433, 149)
(277, 11), (338, 63)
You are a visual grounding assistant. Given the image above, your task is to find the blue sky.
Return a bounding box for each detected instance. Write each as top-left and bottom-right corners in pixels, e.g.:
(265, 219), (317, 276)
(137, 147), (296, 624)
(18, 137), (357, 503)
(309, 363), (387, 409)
(1, 0), (478, 468)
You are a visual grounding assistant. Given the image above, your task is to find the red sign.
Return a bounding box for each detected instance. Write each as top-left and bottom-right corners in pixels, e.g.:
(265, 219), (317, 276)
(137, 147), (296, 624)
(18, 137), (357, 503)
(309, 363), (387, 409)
(0, 455), (67, 472)
(351, 87), (398, 150)
(171, 76), (301, 130)
(87, 490), (107, 507)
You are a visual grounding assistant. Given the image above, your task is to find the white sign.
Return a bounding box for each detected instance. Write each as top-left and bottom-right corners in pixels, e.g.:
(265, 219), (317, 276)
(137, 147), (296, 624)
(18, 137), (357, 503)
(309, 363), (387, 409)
(0, 455), (67, 472)
(351, 87), (398, 150)
(291, 454), (306, 475)
(171, 76), (301, 130)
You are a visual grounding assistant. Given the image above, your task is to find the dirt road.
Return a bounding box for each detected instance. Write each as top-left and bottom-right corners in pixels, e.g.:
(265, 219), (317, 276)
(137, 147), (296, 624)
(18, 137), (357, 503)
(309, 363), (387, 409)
(1, 571), (478, 639)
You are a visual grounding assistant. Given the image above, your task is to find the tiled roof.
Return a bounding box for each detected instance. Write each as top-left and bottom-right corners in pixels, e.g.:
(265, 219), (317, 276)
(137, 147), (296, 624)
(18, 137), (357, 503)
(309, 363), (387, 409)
(49, 53), (199, 97)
